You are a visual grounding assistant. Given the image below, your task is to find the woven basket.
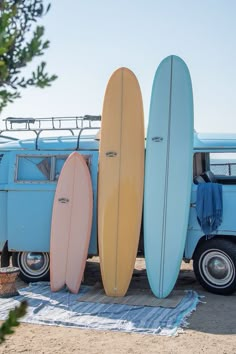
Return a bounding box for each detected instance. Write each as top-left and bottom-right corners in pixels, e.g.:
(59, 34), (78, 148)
(0, 267), (20, 298)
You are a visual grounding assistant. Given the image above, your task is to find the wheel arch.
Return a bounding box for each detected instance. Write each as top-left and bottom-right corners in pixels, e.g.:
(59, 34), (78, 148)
(193, 234), (236, 260)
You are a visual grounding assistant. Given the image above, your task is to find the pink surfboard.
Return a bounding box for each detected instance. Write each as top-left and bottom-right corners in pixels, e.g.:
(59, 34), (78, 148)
(50, 152), (93, 293)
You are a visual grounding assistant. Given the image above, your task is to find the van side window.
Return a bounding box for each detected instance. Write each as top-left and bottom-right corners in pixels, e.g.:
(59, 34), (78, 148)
(210, 152), (236, 184)
(54, 154), (91, 180)
(15, 154), (91, 183)
(16, 156), (52, 182)
(210, 153), (236, 177)
(55, 156), (67, 180)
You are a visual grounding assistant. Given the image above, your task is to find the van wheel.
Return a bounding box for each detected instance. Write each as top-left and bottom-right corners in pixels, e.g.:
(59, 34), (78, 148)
(193, 239), (236, 295)
(12, 252), (50, 283)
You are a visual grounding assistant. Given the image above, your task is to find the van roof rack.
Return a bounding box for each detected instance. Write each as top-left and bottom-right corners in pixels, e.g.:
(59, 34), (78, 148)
(0, 115), (101, 149)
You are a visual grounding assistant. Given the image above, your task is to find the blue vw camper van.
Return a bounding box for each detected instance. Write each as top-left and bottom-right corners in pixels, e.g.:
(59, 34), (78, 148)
(0, 116), (236, 295)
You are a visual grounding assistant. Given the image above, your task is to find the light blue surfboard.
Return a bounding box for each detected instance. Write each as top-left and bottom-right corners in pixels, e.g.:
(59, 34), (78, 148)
(144, 55), (194, 298)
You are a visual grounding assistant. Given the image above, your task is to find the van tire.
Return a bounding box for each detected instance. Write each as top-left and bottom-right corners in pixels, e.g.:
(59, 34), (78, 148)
(12, 252), (50, 283)
(193, 239), (236, 295)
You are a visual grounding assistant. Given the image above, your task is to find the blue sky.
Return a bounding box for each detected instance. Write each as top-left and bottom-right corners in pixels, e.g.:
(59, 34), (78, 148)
(2, 0), (236, 133)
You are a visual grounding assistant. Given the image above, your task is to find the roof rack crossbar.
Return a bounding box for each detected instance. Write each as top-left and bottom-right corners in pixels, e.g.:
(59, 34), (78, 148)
(0, 115), (101, 136)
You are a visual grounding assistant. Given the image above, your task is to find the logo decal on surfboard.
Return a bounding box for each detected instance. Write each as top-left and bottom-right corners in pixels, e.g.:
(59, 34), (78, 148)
(105, 151), (117, 157)
(58, 197), (69, 203)
(152, 137), (163, 142)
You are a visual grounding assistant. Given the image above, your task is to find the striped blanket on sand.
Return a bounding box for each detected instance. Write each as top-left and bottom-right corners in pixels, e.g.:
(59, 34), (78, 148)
(0, 283), (201, 336)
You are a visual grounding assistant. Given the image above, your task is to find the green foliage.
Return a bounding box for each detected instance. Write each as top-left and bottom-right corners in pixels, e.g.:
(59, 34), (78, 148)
(0, 0), (57, 112)
(0, 301), (27, 344)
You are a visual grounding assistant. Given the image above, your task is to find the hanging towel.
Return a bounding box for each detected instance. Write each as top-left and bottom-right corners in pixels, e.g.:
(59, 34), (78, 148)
(196, 182), (223, 234)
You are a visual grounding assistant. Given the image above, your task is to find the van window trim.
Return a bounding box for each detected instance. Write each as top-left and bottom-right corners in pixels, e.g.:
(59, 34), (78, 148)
(14, 153), (91, 184)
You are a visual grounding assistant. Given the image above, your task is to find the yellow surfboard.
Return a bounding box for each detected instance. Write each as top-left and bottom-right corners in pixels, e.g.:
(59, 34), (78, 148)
(98, 67), (144, 296)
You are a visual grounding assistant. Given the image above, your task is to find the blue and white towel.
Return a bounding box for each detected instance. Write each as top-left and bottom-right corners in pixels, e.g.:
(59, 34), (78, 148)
(196, 182), (223, 235)
(0, 283), (201, 336)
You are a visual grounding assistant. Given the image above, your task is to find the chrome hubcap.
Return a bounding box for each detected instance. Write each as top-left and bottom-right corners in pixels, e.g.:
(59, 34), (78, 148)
(19, 252), (49, 277)
(200, 250), (235, 287)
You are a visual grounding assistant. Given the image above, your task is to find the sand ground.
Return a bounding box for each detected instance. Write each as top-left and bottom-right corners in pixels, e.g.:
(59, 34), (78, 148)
(0, 257), (236, 354)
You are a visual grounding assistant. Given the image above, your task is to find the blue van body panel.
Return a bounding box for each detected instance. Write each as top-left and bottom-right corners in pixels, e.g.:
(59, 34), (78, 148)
(0, 135), (99, 255)
(184, 133), (236, 259)
(0, 135), (99, 152)
(185, 182), (236, 259)
(8, 190), (54, 251)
